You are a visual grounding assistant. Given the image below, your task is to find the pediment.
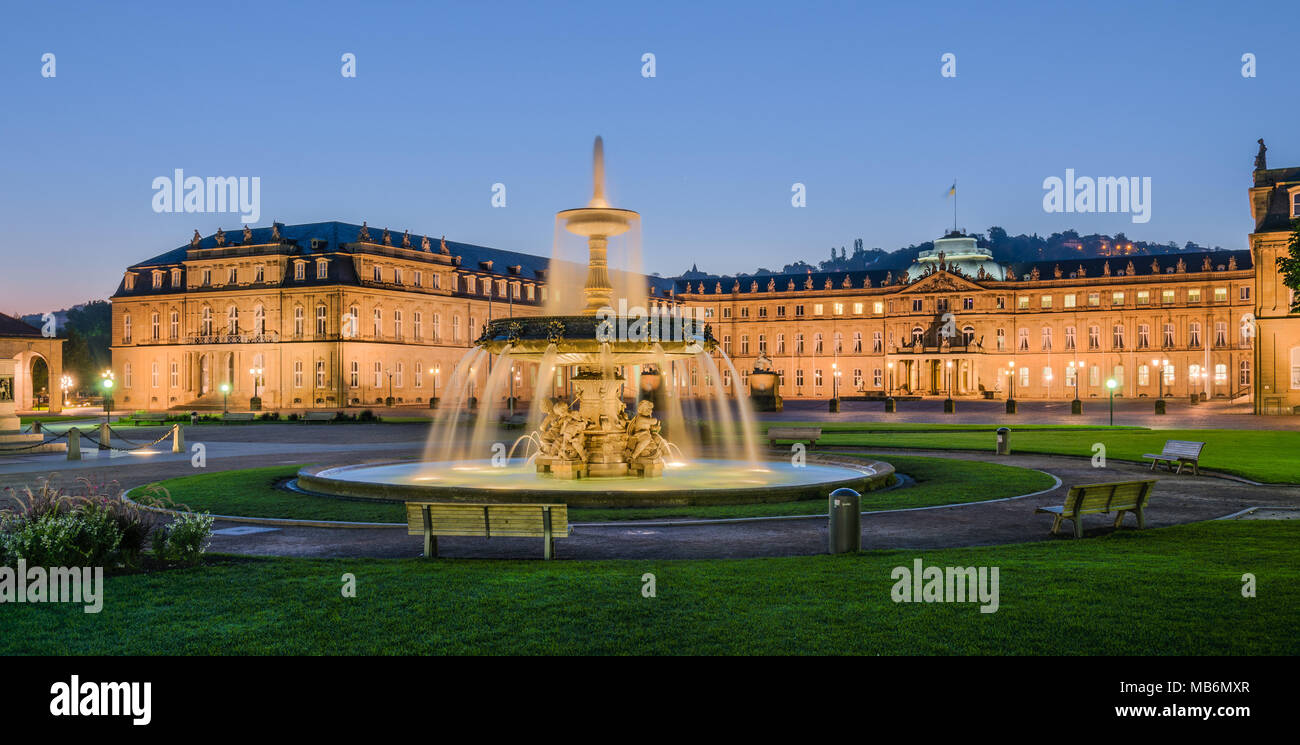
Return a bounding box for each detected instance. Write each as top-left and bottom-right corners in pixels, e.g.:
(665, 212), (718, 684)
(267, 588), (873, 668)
(896, 270), (985, 294)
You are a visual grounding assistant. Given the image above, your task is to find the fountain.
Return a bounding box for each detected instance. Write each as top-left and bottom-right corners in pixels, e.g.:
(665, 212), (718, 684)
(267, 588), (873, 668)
(296, 138), (891, 507)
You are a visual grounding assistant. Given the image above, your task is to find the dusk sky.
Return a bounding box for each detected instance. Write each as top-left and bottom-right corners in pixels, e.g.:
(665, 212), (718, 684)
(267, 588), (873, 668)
(2, 0), (1296, 313)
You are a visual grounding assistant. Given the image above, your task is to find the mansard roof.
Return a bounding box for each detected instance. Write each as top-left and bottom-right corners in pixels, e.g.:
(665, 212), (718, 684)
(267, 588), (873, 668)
(0, 311), (43, 338)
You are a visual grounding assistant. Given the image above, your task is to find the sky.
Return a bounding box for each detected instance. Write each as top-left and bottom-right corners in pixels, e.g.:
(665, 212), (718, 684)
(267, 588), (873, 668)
(1, 0), (1297, 313)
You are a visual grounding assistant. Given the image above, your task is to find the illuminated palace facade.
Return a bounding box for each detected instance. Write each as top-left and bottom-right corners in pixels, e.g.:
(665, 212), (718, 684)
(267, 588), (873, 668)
(111, 152), (1300, 414)
(682, 237), (1256, 404)
(108, 222), (677, 411)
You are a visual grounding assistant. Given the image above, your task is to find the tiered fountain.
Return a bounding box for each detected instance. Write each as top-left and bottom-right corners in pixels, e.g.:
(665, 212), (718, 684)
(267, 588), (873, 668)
(297, 139), (889, 507)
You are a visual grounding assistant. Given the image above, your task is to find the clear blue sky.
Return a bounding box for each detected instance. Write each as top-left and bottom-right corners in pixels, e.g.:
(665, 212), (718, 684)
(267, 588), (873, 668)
(1, 0), (1296, 313)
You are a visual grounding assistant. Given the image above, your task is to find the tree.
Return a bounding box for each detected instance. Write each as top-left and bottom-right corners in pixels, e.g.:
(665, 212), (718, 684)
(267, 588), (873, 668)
(60, 301), (112, 393)
(1276, 219), (1300, 313)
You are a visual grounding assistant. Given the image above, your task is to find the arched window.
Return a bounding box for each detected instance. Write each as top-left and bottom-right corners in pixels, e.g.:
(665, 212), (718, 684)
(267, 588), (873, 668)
(226, 305), (238, 335)
(201, 307), (213, 336)
(253, 304), (265, 335)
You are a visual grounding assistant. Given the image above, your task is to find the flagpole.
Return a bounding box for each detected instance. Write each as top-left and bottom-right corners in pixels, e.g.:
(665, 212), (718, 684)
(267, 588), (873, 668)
(953, 178), (957, 234)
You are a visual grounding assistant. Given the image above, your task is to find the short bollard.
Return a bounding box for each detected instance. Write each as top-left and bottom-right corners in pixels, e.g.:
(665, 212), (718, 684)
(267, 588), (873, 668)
(32, 420), (42, 435)
(996, 427), (1011, 455)
(67, 427), (81, 461)
(98, 422), (111, 450)
(943, 398), (955, 414)
(172, 424), (184, 453)
(1005, 398), (1017, 414)
(827, 488), (861, 554)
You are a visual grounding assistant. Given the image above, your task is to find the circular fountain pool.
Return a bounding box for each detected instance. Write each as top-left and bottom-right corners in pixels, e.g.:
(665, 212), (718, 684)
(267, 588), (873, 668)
(295, 457), (892, 508)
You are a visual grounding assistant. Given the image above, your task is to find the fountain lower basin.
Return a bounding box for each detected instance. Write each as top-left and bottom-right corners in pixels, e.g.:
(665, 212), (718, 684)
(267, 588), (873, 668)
(295, 458), (892, 508)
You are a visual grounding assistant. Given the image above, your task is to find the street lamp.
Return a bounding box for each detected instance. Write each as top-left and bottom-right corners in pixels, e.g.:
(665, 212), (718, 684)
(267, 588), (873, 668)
(428, 365), (440, 408)
(1106, 377), (1118, 426)
(60, 375), (74, 410)
(1005, 359), (1016, 414)
(99, 369), (115, 421)
(1151, 357), (1169, 398)
(384, 369), (395, 406)
(886, 361), (894, 397)
(219, 382), (231, 413)
(248, 366), (264, 409)
(944, 360), (954, 413)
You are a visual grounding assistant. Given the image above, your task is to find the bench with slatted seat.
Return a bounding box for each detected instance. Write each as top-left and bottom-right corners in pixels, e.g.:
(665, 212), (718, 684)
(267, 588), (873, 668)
(300, 411), (336, 423)
(406, 501), (570, 559)
(132, 411), (170, 426)
(222, 412), (256, 423)
(1035, 479), (1157, 538)
(1143, 440), (1205, 475)
(767, 426), (822, 447)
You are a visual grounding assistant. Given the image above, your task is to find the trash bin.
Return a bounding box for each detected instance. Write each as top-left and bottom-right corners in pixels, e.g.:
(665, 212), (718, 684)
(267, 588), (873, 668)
(996, 427), (1010, 455)
(827, 488), (861, 554)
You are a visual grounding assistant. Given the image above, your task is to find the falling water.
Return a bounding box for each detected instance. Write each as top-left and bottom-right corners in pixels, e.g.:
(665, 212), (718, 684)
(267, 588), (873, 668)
(715, 350), (762, 466)
(423, 346), (490, 463)
(651, 346), (695, 462)
(468, 348), (518, 460)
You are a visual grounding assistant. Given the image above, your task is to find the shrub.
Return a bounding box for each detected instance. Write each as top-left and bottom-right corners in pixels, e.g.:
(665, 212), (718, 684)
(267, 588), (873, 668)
(153, 512), (214, 566)
(1, 478), (155, 568)
(357, 409), (381, 423)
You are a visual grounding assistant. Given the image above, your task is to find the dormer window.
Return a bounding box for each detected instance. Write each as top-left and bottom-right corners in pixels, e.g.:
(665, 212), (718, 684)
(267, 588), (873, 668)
(1291, 187), (1300, 218)
(171, 268), (182, 286)
(124, 272), (136, 290)
(151, 271), (163, 289)
(373, 265), (383, 282)
(293, 261), (306, 280)
(316, 259), (329, 280)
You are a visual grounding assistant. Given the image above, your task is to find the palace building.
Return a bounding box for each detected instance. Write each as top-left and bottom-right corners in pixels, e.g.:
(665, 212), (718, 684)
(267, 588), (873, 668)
(110, 146), (1300, 414)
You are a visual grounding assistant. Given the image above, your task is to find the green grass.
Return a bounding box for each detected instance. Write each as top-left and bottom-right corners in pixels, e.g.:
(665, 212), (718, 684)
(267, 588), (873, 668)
(133, 456), (1057, 523)
(763, 423), (1300, 483)
(3, 521), (1294, 655)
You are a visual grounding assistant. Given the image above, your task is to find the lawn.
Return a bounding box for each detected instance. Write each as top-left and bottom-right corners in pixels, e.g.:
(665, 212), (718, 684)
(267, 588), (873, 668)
(761, 423), (1300, 483)
(131, 455), (1057, 523)
(3, 521), (1294, 655)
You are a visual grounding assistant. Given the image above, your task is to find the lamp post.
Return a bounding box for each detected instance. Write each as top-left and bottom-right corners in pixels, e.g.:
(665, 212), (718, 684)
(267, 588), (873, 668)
(248, 366), (263, 410)
(384, 369), (394, 407)
(99, 369), (114, 421)
(885, 361), (895, 413)
(60, 375), (74, 411)
(1005, 359), (1016, 414)
(1069, 361), (1084, 414)
(428, 365), (440, 408)
(1106, 377), (1117, 426)
(219, 382), (231, 414)
(944, 360), (954, 413)
(1151, 357), (1169, 399)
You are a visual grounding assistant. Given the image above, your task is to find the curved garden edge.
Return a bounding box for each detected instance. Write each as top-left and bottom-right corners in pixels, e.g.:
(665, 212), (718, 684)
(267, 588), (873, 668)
(120, 463), (1063, 530)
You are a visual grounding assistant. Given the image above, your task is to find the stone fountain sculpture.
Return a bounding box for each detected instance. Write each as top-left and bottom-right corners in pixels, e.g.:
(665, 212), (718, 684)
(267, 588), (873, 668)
(477, 138), (714, 479)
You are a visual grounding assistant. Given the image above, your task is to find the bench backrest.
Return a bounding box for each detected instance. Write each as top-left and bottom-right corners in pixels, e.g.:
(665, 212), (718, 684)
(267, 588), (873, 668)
(224, 413), (254, 420)
(303, 412), (335, 420)
(1160, 440), (1205, 459)
(768, 427), (822, 438)
(406, 502), (568, 538)
(1063, 480), (1156, 516)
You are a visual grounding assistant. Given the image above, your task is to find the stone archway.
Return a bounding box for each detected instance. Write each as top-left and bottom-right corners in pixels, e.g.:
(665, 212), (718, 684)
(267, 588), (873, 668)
(11, 351), (49, 412)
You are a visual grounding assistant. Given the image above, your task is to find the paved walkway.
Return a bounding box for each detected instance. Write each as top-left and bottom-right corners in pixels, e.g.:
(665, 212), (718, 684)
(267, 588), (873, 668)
(3, 423), (1297, 561)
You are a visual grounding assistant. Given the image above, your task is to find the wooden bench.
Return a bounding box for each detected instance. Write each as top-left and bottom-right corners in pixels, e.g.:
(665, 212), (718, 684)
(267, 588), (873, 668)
(1035, 479), (1157, 538)
(132, 412), (170, 426)
(1143, 440), (1205, 475)
(301, 411), (336, 423)
(222, 412), (256, 423)
(767, 426), (822, 447)
(406, 502), (570, 559)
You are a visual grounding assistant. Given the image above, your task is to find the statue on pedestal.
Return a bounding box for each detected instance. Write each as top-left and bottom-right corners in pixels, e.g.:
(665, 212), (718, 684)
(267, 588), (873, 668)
(624, 400), (663, 462)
